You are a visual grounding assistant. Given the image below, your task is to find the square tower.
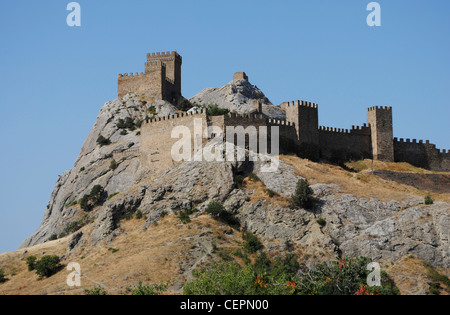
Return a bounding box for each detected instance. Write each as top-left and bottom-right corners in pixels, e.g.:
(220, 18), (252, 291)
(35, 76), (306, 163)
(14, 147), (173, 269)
(367, 106), (394, 162)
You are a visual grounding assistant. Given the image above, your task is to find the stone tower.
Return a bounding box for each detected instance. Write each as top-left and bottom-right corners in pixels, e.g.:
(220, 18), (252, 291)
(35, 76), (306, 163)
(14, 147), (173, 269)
(281, 100), (320, 159)
(367, 106), (394, 162)
(118, 51), (182, 104)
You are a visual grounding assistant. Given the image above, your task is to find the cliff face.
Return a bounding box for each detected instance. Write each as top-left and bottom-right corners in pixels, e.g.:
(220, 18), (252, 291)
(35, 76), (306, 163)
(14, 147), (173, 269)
(19, 88), (450, 271)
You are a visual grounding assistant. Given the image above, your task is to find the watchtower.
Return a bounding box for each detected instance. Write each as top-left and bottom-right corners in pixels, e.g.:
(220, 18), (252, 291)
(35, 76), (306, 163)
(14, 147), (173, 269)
(281, 100), (320, 159)
(118, 51), (182, 104)
(367, 106), (394, 162)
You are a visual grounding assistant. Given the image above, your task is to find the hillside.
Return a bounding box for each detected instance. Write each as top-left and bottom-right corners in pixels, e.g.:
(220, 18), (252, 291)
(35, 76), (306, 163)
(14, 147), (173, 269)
(1, 151), (449, 294)
(1, 80), (449, 295)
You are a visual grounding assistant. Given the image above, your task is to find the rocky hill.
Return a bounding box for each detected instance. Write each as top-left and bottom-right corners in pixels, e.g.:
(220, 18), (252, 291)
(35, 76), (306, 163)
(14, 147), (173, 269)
(189, 78), (286, 119)
(1, 84), (449, 295)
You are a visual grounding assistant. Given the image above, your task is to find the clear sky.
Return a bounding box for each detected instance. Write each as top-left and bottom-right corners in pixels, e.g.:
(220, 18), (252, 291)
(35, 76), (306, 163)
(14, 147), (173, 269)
(0, 0), (449, 254)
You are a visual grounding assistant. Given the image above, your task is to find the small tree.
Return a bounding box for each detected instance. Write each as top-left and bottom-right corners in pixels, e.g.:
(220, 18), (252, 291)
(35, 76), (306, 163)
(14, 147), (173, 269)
(35, 255), (61, 279)
(425, 196), (434, 205)
(243, 231), (263, 253)
(0, 269), (6, 283)
(291, 179), (314, 209)
(26, 256), (37, 271)
(96, 135), (111, 147)
(205, 201), (226, 217)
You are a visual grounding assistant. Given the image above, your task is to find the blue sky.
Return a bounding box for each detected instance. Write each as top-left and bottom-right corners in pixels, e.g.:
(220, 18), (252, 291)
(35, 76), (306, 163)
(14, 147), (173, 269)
(0, 0), (449, 253)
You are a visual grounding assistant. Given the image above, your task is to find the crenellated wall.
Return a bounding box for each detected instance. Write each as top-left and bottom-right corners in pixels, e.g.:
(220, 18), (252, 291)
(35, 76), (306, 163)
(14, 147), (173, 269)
(393, 138), (450, 171)
(318, 124), (372, 162)
(138, 106), (449, 172)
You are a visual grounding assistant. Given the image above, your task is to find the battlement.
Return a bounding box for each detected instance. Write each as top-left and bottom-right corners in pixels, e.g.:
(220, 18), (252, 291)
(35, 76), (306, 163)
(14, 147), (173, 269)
(267, 119), (295, 127)
(367, 106), (392, 112)
(282, 100), (318, 109)
(143, 109), (206, 125)
(147, 51), (182, 61)
(227, 112), (265, 120)
(118, 72), (145, 79)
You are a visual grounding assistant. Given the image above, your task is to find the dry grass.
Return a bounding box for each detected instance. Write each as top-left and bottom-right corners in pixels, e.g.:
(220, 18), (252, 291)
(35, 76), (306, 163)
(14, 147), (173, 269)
(0, 214), (242, 295)
(387, 255), (450, 295)
(280, 155), (450, 202)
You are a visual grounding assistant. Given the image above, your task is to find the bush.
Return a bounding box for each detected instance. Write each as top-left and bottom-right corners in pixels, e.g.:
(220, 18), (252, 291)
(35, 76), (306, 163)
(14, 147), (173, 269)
(205, 201), (239, 228)
(177, 97), (194, 111)
(291, 179), (314, 209)
(26, 256), (37, 271)
(425, 196), (434, 205)
(96, 135), (111, 147)
(178, 208), (197, 224)
(317, 218), (326, 226)
(48, 234), (58, 241)
(84, 287), (108, 295)
(235, 175), (244, 189)
(80, 185), (106, 211)
(135, 209), (144, 220)
(131, 281), (169, 295)
(116, 117), (136, 131)
(0, 269), (6, 283)
(110, 159), (118, 170)
(35, 255), (61, 279)
(205, 104), (229, 116)
(205, 201), (225, 217)
(243, 231), (263, 253)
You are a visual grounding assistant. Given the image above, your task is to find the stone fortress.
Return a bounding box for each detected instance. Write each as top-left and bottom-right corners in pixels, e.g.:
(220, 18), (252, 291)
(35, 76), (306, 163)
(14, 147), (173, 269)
(118, 51), (449, 172)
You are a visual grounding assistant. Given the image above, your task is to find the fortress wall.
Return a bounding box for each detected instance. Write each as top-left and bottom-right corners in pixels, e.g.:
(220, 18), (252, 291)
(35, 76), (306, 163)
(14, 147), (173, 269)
(267, 119), (300, 154)
(318, 125), (372, 162)
(393, 138), (450, 171)
(140, 111), (208, 171)
(118, 68), (164, 100)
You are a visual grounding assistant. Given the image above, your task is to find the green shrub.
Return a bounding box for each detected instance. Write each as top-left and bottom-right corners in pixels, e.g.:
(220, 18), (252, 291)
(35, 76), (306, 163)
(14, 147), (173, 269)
(48, 234), (58, 241)
(0, 269), (6, 283)
(26, 256), (37, 271)
(96, 135), (111, 147)
(135, 209), (144, 220)
(35, 255), (61, 279)
(235, 175), (244, 189)
(317, 218), (326, 226)
(205, 201), (226, 217)
(205, 104), (229, 116)
(177, 97), (194, 111)
(80, 167), (85, 172)
(131, 281), (169, 295)
(120, 130), (128, 136)
(116, 117), (136, 131)
(110, 159), (118, 170)
(205, 201), (239, 228)
(291, 179), (314, 209)
(243, 231), (263, 253)
(80, 185), (105, 211)
(424, 196), (434, 205)
(84, 287), (108, 295)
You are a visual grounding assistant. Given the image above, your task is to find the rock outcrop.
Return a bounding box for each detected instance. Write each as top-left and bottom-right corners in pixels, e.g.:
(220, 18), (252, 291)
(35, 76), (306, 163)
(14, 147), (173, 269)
(189, 79), (285, 119)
